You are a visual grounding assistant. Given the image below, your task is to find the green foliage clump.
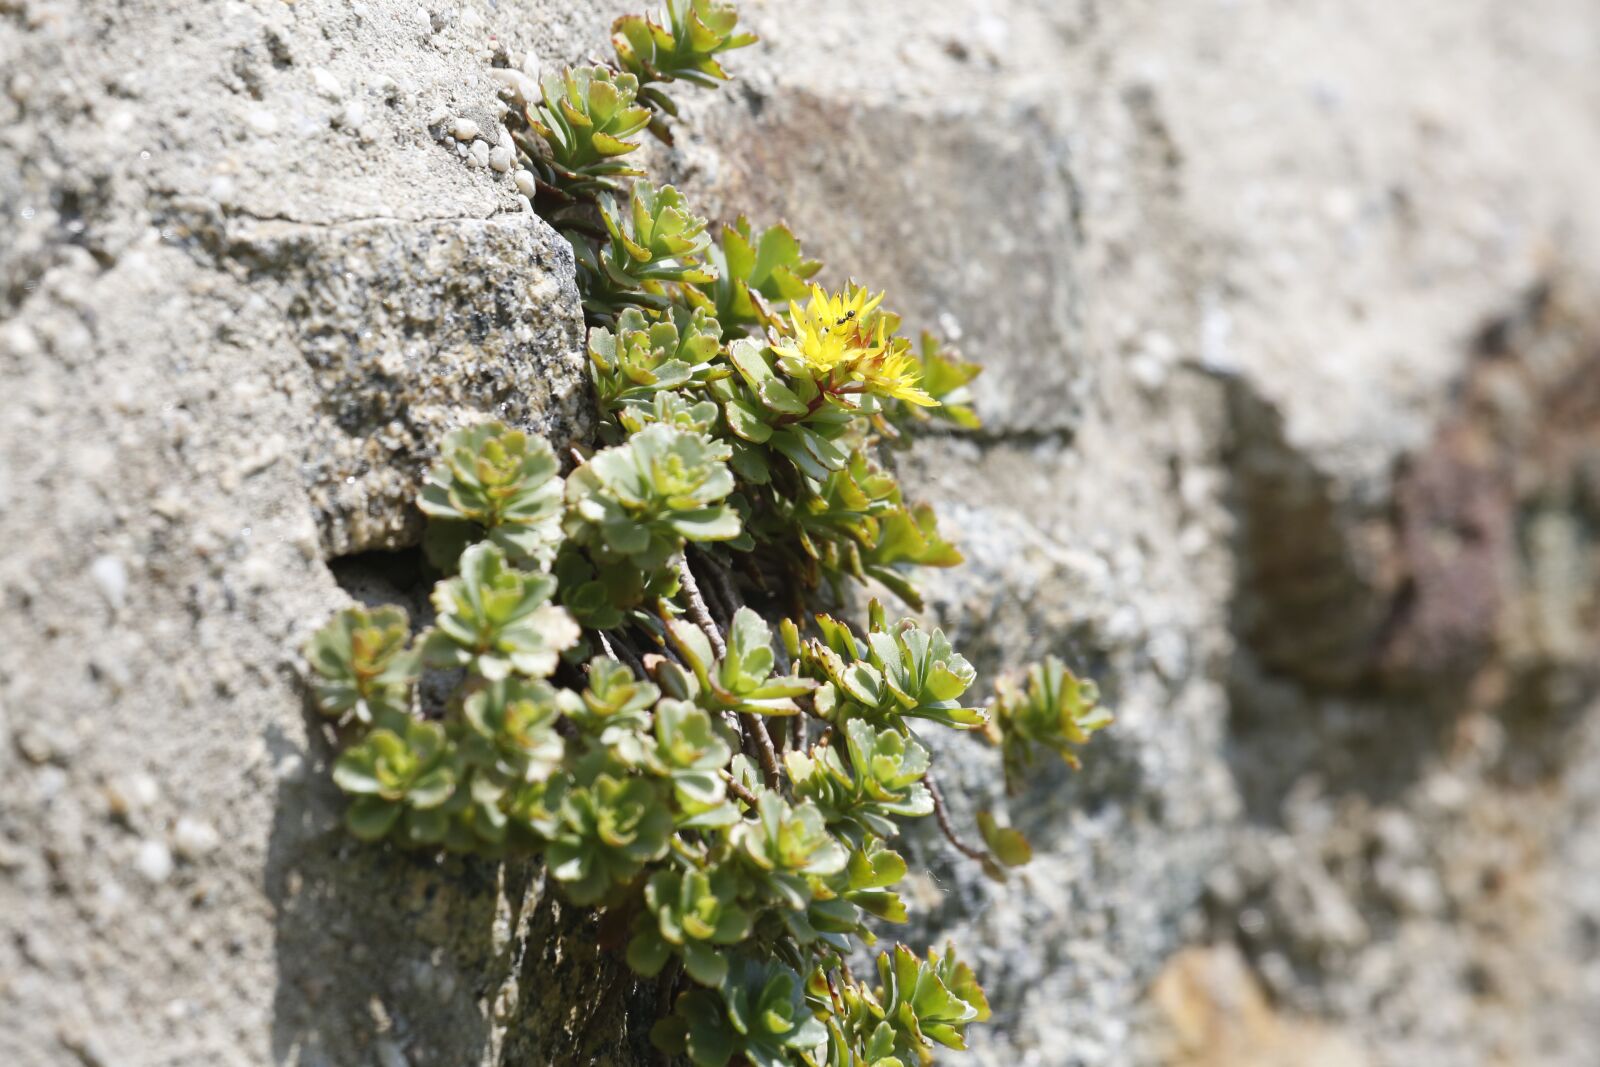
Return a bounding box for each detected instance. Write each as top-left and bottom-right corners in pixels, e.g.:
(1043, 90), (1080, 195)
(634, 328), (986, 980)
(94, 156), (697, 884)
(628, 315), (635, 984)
(564, 423), (740, 574)
(687, 217), (822, 335)
(418, 421), (564, 570)
(589, 305), (728, 437)
(577, 182), (718, 320)
(306, 605), (419, 726)
(301, 6), (1115, 1063)
(612, 0), (757, 138)
(522, 65), (650, 197)
(985, 655), (1114, 791)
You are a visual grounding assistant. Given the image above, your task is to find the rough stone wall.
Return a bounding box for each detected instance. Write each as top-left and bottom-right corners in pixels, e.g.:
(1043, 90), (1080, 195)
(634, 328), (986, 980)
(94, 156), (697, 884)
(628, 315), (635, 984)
(4, 2), (1600, 1066)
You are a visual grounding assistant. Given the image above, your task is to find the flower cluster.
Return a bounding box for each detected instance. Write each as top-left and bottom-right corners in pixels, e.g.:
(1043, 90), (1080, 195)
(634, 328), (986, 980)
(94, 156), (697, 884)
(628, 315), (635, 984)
(303, 5), (1114, 1064)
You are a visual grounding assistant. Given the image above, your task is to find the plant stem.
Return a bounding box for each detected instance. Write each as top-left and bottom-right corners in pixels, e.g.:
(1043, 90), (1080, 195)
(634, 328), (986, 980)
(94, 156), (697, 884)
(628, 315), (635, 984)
(721, 772), (761, 809)
(676, 555), (727, 659)
(745, 714), (784, 793)
(678, 555), (783, 791)
(926, 771), (988, 862)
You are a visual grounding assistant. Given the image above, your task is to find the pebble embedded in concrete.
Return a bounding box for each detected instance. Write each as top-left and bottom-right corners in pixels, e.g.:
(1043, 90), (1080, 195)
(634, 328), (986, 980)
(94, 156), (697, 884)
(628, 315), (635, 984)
(246, 108), (279, 136)
(310, 67), (342, 100)
(90, 554), (128, 609)
(173, 817), (221, 859)
(449, 116), (479, 141)
(489, 67), (536, 106)
(134, 839), (174, 885)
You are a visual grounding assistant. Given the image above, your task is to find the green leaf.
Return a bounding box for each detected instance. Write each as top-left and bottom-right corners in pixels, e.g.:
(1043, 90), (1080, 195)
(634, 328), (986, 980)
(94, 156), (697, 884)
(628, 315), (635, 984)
(976, 811), (1033, 867)
(345, 796), (401, 841)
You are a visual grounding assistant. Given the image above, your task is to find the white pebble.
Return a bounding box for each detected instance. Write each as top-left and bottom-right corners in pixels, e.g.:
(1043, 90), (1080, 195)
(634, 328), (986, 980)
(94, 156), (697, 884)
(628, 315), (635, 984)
(489, 68), (537, 106)
(521, 51), (542, 82)
(173, 817), (221, 859)
(310, 67), (343, 99)
(274, 753), (306, 781)
(35, 765), (68, 801)
(468, 139), (490, 168)
(134, 840), (174, 884)
(512, 168), (536, 197)
(488, 145), (513, 172)
(90, 554), (128, 609)
(126, 773), (160, 809)
(449, 116), (480, 141)
(425, 105), (449, 127)
(339, 100), (368, 128)
(1, 322), (41, 359)
(246, 108), (280, 136)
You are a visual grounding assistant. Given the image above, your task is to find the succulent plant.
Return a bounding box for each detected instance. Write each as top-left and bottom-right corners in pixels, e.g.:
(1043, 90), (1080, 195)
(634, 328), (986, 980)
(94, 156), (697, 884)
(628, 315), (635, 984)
(547, 771), (674, 904)
(457, 677), (566, 785)
(648, 697), (736, 818)
(575, 183), (716, 320)
(424, 542), (581, 681)
(686, 217), (822, 336)
(521, 65), (651, 196)
(332, 720), (460, 843)
(800, 611), (985, 732)
(613, 0), (758, 89)
(305, 605), (419, 727)
(618, 388), (723, 439)
(662, 607), (816, 716)
(732, 792), (848, 910)
(611, 0), (757, 138)
(656, 957), (827, 1067)
(986, 655), (1113, 789)
(565, 655), (660, 756)
(588, 305), (727, 433)
(858, 503), (962, 611)
(839, 838), (911, 924)
(901, 332), (981, 431)
(306, 7), (1121, 1062)
(875, 943), (990, 1061)
(418, 421), (565, 571)
(627, 864), (752, 985)
(565, 424), (741, 571)
(714, 338), (855, 485)
(786, 719), (932, 844)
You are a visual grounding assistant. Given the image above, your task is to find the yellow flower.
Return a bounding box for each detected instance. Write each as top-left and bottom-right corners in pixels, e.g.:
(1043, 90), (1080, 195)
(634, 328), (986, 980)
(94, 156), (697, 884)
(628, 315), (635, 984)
(850, 336), (938, 407)
(772, 284), (937, 407)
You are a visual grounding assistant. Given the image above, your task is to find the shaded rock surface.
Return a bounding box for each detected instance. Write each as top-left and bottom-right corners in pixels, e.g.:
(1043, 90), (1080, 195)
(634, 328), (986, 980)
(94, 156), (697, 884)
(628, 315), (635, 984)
(5, 1), (1600, 1066)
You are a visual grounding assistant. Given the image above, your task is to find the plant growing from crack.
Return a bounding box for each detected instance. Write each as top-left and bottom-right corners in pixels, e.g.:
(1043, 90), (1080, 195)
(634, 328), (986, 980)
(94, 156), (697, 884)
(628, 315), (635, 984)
(304, 3), (1112, 1063)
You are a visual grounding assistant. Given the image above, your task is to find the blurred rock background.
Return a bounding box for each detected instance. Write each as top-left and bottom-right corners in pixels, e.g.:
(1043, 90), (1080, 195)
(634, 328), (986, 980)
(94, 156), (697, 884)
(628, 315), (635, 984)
(4, 1), (1600, 1064)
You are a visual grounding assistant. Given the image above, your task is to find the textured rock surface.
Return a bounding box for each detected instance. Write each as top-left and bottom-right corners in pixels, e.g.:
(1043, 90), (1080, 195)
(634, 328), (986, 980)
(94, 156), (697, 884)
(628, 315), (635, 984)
(5, 1), (1600, 1066)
